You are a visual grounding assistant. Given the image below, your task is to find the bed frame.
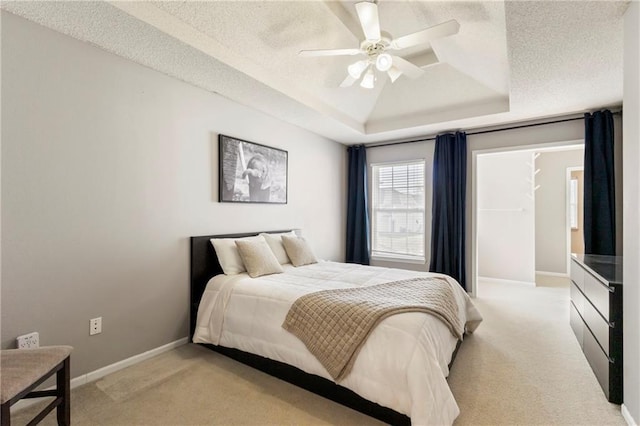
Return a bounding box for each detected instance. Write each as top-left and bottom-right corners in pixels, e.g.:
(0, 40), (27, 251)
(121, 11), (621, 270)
(190, 231), (461, 426)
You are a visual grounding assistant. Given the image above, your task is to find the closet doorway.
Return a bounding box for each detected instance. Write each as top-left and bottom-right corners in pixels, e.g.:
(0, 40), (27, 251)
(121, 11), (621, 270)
(472, 143), (584, 297)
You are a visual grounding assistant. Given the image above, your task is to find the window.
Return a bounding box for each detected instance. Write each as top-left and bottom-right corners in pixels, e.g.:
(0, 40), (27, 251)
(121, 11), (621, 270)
(570, 178), (579, 230)
(371, 160), (426, 262)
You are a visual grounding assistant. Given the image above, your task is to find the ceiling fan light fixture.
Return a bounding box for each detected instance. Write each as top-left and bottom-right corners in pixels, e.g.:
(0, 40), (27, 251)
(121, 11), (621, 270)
(299, 0), (459, 90)
(387, 66), (402, 83)
(347, 60), (369, 79)
(360, 68), (375, 89)
(376, 53), (392, 72)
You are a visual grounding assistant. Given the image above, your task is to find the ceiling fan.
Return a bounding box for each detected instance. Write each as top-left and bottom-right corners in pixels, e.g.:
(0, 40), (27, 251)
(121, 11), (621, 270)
(298, 1), (459, 89)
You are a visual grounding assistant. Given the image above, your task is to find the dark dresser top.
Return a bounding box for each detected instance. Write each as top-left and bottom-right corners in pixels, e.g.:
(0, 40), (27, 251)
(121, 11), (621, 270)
(572, 254), (623, 285)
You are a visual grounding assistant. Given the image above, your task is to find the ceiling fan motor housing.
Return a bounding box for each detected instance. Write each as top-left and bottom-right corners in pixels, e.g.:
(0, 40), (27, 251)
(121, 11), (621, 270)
(361, 34), (391, 56)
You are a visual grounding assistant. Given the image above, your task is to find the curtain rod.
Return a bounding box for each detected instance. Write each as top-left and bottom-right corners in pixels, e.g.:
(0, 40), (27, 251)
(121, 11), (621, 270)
(366, 110), (622, 149)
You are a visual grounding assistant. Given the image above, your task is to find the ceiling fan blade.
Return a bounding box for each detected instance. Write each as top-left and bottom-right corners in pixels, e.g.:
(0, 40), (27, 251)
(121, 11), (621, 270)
(387, 66), (403, 83)
(298, 48), (362, 57)
(390, 19), (460, 50)
(391, 56), (425, 79)
(339, 74), (358, 88)
(355, 1), (381, 42)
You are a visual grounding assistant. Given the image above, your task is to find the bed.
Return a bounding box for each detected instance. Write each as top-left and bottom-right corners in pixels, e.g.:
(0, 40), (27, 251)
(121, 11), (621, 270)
(190, 231), (482, 425)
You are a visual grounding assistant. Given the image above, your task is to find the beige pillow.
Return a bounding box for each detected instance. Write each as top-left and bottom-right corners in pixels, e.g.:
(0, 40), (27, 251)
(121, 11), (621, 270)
(235, 239), (284, 278)
(210, 235), (263, 275)
(282, 235), (318, 267)
(260, 231), (296, 264)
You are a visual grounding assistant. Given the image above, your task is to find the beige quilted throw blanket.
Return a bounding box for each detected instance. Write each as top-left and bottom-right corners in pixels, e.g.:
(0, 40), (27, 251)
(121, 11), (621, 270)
(282, 276), (463, 381)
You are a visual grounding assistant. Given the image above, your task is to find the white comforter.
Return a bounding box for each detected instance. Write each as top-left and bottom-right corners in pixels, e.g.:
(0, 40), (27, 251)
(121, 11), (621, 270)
(193, 261), (482, 425)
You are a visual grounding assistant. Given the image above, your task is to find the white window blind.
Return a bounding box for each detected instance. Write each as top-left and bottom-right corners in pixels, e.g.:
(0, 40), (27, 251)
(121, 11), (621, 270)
(371, 161), (425, 262)
(570, 178), (579, 230)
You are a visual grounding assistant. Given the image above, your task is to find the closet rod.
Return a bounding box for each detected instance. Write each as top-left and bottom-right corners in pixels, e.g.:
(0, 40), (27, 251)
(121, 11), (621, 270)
(366, 110), (622, 149)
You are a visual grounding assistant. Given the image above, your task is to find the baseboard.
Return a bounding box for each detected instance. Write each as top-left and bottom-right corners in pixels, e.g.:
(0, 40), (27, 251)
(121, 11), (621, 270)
(478, 276), (536, 286)
(11, 336), (189, 412)
(622, 404), (638, 426)
(536, 270), (569, 278)
(83, 337), (189, 384)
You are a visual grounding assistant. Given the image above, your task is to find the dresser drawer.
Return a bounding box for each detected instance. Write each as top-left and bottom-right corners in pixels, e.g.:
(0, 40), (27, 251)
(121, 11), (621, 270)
(569, 301), (583, 348)
(570, 280), (585, 315)
(584, 271), (611, 321)
(583, 297), (610, 356)
(568, 255), (623, 403)
(583, 324), (612, 400)
(570, 259), (585, 291)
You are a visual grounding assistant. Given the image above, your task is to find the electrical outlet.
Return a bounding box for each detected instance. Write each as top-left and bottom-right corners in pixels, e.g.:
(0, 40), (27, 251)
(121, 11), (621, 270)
(17, 332), (39, 349)
(90, 317), (102, 335)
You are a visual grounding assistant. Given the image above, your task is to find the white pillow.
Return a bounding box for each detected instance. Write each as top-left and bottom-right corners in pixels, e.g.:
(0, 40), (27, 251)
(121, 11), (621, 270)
(281, 235), (318, 267)
(210, 235), (264, 275)
(259, 231), (296, 264)
(235, 239), (284, 278)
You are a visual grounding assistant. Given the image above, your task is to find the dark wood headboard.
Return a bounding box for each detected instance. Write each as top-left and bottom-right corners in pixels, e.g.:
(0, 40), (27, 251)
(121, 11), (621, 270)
(189, 230), (294, 340)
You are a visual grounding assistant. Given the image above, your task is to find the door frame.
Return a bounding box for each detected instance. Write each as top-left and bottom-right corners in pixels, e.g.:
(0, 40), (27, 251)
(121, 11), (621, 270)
(470, 140), (584, 297)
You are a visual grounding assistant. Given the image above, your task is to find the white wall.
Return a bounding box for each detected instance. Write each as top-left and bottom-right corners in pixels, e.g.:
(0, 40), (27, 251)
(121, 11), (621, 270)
(623, 2), (640, 424)
(477, 151), (535, 284)
(0, 13), (346, 377)
(534, 149), (584, 275)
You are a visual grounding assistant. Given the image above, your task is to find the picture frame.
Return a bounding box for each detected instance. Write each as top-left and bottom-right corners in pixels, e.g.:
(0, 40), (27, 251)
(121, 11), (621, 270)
(218, 134), (288, 204)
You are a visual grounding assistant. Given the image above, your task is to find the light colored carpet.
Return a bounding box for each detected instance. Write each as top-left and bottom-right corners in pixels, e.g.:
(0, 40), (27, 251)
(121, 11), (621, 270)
(13, 279), (625, 425)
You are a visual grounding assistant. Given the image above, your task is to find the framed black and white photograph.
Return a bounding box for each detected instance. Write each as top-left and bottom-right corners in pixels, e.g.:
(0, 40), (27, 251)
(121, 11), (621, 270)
(218, 134), (288, 204)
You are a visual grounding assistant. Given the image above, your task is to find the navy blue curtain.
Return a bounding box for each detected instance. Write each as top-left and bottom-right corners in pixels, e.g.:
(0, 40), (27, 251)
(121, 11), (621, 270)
(584, 110), (616, 255)
(346, 145), (370, 265)
(429, 132), (467, 290)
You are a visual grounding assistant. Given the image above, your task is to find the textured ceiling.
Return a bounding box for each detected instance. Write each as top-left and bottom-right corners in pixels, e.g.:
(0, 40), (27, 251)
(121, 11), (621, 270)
(1, 1), (628, 144)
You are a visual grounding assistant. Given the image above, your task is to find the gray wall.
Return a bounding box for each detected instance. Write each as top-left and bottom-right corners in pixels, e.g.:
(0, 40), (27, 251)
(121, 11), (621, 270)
(623, 2), (639, 423)
(468, 117), (622, 295)
(534, 149), (584, 274)
(367, 120), (596, 280)
(1, 13), (346, 377)
(468, 119), (585, 294)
